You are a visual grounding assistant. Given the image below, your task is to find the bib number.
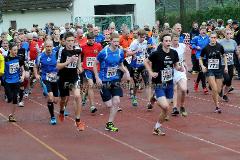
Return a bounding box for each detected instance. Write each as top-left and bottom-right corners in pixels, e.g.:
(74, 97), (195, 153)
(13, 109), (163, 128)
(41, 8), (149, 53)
(136, 55), (145, 65)
(208, 59), (219, 69)
(66, 56), (77, 68)
(226, 53), (234, 65)
(28, 60), (35, 67)
(107, 66), (118, 78)
(161, 68), (173, 82)
(86, 57), (96, 68)
(9, 63), (19, 74)
(46, 73), (58, 82)
(178, 61), (184, 67)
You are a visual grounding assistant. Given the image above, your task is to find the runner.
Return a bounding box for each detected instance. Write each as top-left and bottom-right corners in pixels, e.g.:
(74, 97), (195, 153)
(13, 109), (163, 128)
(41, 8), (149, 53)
(34, 40), (59, 125)
(127, 29), (150, 107)
(191, 25), (210, 94)
(199, 31), (228, 113)
(218, 28), (238, 102)
(3, 42), (25, 122)
(144, 33), (184, 136)
(57, 31), (85, 131)
(93, 32), (130, 132)
(171, 32), (189, 117)
(81, 32), (102, 113)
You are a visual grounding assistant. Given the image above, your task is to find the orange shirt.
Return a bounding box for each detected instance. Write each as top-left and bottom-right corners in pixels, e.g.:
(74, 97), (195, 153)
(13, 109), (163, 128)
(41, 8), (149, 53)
(119, 35), (133, 55)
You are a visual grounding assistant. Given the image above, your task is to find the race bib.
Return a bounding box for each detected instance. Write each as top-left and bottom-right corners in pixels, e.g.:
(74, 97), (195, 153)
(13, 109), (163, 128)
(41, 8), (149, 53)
(9, 62), (19, 74)
(66, 56), (77, 68)
(46, 72), (58, 82)
(226, 53), (234, 65)
(125, 56), (132, 64)
(86, 57), (96, 68)
(28, 60), (35, 67)
(136, 55), (145, 65)
(161, 68), (173, 82)
(178, 61), (184, 67)
(208, 59), (219, 69)
(107, 66), (118, 78)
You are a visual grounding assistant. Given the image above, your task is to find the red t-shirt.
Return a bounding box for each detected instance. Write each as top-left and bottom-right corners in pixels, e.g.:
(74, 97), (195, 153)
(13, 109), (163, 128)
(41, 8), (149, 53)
(76, 37), (87, 48)
(38, 39), (44, 52)
(29, 41), (38, 60)
(82, 43), (102, 70)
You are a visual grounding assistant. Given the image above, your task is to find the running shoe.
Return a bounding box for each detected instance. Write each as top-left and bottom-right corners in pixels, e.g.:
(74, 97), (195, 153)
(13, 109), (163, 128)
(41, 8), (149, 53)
(171, 107), (179, 116)
(90, 106), (97, 113)
(50, 117), (57, 125)
(58, 113), (65, 122)
(194, 82), (199, 92)
(203, 87), (208, 95)
(214, 107), (222, 114)
(9, 114), (16, 122)
(228, 87), (234, 93)
(131, 96), (138, 107)
(180, 107), (188, 117)
(222, 95), (229, 102)
(117, 107), (123, 112)
(76, 121), (85, 131)
(147, 103), (154, 111)
(105, 122), (118, 132)
(153, 127), (165, 136)
(18, 101), (24, 107)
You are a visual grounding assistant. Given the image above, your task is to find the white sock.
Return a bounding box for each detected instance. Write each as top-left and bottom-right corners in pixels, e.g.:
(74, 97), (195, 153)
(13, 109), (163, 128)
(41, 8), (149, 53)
(155, 122), (161, 129)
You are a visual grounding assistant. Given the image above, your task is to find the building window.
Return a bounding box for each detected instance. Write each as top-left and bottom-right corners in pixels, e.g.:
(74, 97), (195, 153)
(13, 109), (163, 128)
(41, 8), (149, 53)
(10, 21), (17, 30)
(94, 4), (134, 15)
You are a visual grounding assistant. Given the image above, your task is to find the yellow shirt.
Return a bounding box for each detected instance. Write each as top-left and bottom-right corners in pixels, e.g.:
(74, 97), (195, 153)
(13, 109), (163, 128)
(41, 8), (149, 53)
(0, 54), (4, 76)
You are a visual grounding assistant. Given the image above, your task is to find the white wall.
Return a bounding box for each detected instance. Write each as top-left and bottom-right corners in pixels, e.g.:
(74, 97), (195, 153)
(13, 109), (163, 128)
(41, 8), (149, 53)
(73, 0), (155, 28)
(2, 9), (71, 32)
(0, 22), (3, 33)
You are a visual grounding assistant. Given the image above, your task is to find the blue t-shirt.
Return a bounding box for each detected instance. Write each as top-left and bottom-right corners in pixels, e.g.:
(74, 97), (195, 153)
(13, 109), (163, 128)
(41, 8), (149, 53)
(97, 47), (124, 82)
(4, 56), (23, 83)
(36, 51), (58, 82)
(95, 34), (105, 43)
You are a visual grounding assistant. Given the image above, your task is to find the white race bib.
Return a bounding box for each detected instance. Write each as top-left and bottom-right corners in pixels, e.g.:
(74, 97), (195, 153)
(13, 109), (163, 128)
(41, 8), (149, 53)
(161, 68), (173, 82)
(178, 61), (185, 67)
(208, 59), (219, 69)
(9, 63), (19, 74)
(136, 55), (145, 65)
(28, 60), (35, 67)
(86, 57), (96, 68)
(66, 56), (77, 68)
(226, 53), (234, 65)
(46, 72), (58, 82)
(107, 66), (118, 78)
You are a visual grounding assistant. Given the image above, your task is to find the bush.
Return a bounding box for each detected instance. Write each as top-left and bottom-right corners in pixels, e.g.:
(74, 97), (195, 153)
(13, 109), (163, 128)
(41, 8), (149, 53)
(156, 5), (240, 32)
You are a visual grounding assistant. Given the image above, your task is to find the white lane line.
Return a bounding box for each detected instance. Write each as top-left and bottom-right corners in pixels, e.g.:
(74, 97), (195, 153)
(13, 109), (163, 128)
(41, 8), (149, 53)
(131, 94), (240, 128)
(28, 98), (161, 160)
(137, 116), (240, 155)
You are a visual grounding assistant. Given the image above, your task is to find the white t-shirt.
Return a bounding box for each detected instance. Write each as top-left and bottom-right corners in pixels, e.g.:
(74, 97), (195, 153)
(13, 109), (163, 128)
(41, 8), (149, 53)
(0, 47), (9, 57)
(171, 43), (186, 66)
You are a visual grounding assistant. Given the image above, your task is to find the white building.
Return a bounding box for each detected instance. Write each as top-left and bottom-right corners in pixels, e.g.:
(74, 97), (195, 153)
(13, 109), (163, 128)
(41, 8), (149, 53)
(0, 0), (155, 32)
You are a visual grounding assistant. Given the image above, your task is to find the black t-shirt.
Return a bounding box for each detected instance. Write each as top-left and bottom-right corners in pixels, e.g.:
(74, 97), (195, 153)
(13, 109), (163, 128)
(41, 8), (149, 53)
(200, 43), (225, 70)
(18, 48), (26, 63)
(58, 48), (81, 82)
(148, 47), (179, 84)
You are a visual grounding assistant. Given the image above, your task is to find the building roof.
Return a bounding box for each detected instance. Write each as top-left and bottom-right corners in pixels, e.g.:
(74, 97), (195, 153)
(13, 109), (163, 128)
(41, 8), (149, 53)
(1, 0), (72, 12)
